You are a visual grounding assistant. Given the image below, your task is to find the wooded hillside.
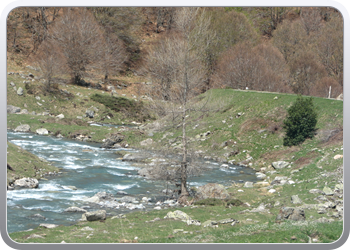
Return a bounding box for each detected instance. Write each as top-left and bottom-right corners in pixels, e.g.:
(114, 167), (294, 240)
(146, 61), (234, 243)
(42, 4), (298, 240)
(7, 7), (343, 98)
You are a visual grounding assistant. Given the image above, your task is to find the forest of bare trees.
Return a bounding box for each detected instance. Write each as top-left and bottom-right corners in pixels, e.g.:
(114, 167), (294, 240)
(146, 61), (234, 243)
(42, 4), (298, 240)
(7, 7), (343, 97)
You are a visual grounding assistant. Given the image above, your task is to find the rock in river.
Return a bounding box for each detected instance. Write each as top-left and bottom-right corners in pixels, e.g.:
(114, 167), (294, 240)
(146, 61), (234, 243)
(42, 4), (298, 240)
(14, 178), (39, 189)
(36, 128), (49, 135)
(64, 207), (87, 213)
(101, 133), (124, 148)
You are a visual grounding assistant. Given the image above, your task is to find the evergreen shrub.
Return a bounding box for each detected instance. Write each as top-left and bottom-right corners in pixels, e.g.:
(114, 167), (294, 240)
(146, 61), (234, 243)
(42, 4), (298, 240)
(283, 95), (318, 146)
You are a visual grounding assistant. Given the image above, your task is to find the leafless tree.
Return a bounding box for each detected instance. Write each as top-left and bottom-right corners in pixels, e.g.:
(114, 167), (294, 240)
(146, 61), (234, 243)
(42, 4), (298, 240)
(33, 40), (66, 92)
(300, 7), (322, 35)
(49, 8), (103, 85)
(214, 43), (268, 90)
(257, 7), (288, 37)
(252, 43), (290, 90)
(7, 9), (21, 52)
(315, 13), (343, 85)
(289, 52), (327, 95)
(98, 32), (127, 81)
(273, 19), (307, 62)
(146, 7), (210, 199)
(214, 42), (292, 93)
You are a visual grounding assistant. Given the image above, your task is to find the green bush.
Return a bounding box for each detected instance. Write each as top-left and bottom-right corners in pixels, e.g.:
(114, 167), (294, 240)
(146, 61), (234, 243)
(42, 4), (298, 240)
(194, 198), (226, 206)
(283, 95), (318, 146)
(193, 198), (243, 207)
(225, 199), (243, 207)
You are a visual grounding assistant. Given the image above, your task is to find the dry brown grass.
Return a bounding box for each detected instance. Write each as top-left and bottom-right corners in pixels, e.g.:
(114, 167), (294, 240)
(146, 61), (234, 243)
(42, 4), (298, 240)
(238, 118), (270, 135)
(293, 150), (321, 169)
(260, 147), (299, 162)
(318, 128), (343, 148)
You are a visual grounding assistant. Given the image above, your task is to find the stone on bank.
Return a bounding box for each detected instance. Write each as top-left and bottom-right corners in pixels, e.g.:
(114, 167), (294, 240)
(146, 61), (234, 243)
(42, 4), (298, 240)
(81, 210), (106, 221)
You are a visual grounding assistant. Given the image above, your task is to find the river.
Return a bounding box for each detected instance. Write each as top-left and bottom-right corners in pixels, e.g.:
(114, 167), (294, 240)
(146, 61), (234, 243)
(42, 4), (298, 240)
(7, 130), (258, 233)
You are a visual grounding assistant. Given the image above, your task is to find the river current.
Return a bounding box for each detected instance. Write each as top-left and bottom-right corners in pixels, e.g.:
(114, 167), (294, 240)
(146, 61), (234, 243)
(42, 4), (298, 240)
(7, 130), (258, 233)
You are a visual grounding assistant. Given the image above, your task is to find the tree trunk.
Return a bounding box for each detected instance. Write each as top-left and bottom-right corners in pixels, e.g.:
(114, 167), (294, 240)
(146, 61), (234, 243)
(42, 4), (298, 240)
(180, 106), (189, 197)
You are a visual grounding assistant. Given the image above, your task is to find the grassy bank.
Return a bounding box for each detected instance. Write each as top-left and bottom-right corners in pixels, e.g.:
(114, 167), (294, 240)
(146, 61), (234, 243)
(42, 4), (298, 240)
(6, 141), (59, 186)
(9, 200), (343, 243)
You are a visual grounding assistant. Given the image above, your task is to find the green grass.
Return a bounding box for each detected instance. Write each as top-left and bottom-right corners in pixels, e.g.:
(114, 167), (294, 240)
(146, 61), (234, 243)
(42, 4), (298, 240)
(8, 205), (343, 243)
(145, 89), (342, 171)
(7, 141), (59, 185)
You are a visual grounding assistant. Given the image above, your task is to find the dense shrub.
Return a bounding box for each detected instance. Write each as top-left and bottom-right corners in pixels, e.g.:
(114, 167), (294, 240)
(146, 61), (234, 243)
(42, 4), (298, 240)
(283, 95), (318, 146)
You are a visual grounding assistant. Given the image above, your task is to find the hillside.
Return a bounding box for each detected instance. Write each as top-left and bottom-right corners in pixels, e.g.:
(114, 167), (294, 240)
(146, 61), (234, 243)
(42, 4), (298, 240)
(139, 89), (343, 167)
(7, 7), (343, 98)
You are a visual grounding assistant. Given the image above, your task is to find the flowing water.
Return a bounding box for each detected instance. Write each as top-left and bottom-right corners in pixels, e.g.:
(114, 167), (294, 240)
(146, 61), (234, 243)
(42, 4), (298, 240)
(7, 130), (258, 233)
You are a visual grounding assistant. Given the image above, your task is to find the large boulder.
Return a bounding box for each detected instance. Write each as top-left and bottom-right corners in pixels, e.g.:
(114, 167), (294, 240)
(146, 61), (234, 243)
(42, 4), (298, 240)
(101, 134), (124, 148)
(244, 182), (254, 188)
(164, 210), (191, 221)
(64, 207), (87, 213)
(17, 87), (24, 96)
(39, 224), (59, 229)
(119, 196), (137, 203)
(14, 178), (39, 189)
(84, 192), (114, 203)
(196, 183), (230, 200)
(291, 195), (302, 204)
(14, 124), (30, 132)
(122, 153), (150, 162)
(81, 210), (106, 221)
(164, 210), (200, 225)
(56, 114), (65, 119)
(272, 161), (290, 169)
(19, 109), (29, 114)
(7, 105), (21, 114)
(323, 186), (334, 196)
(140, 138), (153, 146)
(86, 109), (95, 118)
(276, 207), (305, 221)
(138, 168), (152, 178)
(36, 128), (49, 135)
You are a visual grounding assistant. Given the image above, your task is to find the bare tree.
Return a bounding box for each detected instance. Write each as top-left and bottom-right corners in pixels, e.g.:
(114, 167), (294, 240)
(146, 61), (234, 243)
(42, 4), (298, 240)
(315, 13), (343, 85)
(300, 7), (322, 35)
(272, 19), (307, 62)
(7, 9), (21, 52)
(257, 7), (288, 37)
(214, 43), (267, 90)
(146, 7), (209, 199)
(289, 52), (327, 95)
(49, 8), (103, 85)
(98, 32), (127, 81)
(214, 42), (292, 93)
(33, 40), (65, 92)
